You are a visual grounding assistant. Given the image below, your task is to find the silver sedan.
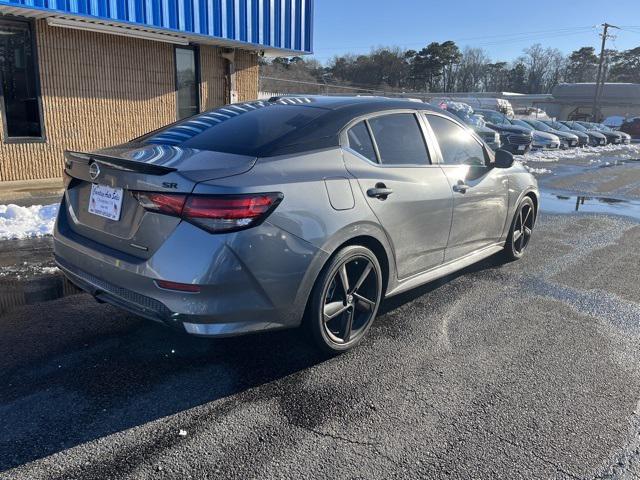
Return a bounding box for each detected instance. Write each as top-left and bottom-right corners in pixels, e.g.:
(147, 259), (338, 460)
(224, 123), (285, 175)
(54, 96), (539, 353)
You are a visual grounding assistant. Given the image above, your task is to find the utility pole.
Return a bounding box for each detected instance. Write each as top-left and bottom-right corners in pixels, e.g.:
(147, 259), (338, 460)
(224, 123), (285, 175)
(591, 23), (619, 121)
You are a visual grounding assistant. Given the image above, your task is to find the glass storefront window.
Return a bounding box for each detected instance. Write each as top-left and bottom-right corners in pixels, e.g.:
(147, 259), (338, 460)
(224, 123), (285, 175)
(0, 18), (44, 140)
(175, 46), (200, 120)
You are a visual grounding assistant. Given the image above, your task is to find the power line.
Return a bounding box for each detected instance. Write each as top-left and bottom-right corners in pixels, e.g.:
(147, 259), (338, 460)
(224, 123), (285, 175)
(309, 28), (597, 61)
(311, 26), (595, 52)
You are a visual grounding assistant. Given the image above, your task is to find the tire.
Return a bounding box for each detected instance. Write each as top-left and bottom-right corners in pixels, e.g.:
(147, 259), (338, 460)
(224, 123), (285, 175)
(307, 245), (383, 354)
(503, 196), (535, 261)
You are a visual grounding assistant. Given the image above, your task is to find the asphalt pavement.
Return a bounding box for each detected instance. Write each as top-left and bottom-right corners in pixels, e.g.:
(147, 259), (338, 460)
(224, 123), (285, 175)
(2, 153), (640, 479)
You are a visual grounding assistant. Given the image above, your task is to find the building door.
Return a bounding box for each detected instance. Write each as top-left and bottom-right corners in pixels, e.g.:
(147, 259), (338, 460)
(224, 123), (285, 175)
(175, 46), (200, 120)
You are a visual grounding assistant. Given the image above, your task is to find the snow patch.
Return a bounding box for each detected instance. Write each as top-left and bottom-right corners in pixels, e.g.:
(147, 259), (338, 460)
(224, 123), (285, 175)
(0, 204), (59, 240)
(524, 165), (552, 175)
(522, 144), (640, 164)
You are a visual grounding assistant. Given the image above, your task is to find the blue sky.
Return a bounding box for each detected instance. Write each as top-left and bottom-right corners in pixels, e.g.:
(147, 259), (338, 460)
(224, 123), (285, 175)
(310, 0), (640, 63)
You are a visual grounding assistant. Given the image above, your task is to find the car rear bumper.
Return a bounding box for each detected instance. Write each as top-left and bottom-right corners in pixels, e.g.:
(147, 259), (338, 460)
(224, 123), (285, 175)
(54, 202), (327, 337)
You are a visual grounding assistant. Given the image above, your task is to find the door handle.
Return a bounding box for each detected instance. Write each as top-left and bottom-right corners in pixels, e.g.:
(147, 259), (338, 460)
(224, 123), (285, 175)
(452, 181), (470, 194)
(367, 183), (393, 200)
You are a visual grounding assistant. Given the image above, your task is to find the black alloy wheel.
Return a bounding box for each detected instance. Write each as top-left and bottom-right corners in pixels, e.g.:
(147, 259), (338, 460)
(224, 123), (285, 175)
(504, 197), (535, 260)
(308, 245), (382, 354)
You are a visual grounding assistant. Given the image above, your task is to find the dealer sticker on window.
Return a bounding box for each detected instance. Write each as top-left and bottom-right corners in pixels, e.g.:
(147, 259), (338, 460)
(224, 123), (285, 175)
(88, 184), (123, 221)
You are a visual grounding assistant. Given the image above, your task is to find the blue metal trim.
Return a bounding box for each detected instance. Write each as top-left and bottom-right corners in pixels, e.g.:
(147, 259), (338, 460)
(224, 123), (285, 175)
(273, 0), (280, 48)
(238, 0), (245, 41)
(261, 0), (269, 46)
(0, 0), (312, 52)
(250, 0), (257, 43)
(283, 0), (290, 49)
(293, 0), (300, 51)
(225, 0), (234, 39)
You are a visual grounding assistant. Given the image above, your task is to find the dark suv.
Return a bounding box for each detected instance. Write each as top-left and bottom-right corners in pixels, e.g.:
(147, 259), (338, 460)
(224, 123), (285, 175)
(475, 109), (533, 155)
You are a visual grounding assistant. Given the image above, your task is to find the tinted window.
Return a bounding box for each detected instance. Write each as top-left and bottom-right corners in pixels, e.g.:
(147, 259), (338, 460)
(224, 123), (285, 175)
(0, 19), (43, 138)
(347, 121), (377, 163)
(478, 110), (509, 125)
(139, 103), (326, 156)
(428, 115), (486, 166)
(175, 47), (200, 120)
(368, 114), (430, 165)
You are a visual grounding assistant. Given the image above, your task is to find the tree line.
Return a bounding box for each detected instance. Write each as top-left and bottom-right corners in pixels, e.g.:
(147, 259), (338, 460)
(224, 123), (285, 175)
(259, 41), (640, 95)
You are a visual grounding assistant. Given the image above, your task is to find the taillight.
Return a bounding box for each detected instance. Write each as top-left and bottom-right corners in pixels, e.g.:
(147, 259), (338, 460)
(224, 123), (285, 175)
(133, 192), (283, 233)
(135, 193), (187, 216)
(155, 280), (200, 293)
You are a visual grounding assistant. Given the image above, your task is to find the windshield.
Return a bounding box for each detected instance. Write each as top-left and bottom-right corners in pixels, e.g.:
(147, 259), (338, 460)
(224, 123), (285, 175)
(469, 114), (486, 128)
(511, 119), (534, 131)
(477, 110), (511, 126)
(567, 122), (587, 132)
(549, 121), (570, 132)
(526, 119), (551, 132)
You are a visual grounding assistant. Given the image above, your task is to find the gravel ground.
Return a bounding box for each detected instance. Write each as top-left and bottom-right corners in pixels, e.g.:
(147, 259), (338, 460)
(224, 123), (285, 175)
(1, 210), (640, 480)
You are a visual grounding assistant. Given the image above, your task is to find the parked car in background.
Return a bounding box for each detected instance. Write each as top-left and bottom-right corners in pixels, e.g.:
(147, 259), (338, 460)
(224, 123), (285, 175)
(541, 120), (590, 147)
(434, 101), (501, 150)
(521, 119), (579, 149)
(510, 119), (560, 150)
(54, 96), (539, 353)
(620, 117), (640, 139)
(562, 121), (607, 146)
(577, 121), (622, 144)
(431, 97), (514, 116)
(593, 123), (631, 144)
(603, 116), (626, 129)
(475, 109), (533, 155)
(514, 107), (550, 120)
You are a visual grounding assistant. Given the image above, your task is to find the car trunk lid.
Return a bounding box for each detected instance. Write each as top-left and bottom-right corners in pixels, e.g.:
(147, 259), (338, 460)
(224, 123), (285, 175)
(62, 145), (257, 259)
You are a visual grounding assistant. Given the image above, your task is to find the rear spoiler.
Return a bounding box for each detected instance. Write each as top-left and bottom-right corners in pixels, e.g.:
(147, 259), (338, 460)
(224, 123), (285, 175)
(64, 151), (177, 176)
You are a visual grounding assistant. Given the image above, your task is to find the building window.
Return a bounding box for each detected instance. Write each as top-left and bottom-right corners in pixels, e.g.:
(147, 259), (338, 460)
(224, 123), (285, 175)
(0, 18), (44, 141)
(175, 46), (200, 120)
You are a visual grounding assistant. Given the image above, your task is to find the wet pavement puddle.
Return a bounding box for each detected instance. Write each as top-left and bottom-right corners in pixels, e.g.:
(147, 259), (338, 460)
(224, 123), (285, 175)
(541, 191), (640, 221)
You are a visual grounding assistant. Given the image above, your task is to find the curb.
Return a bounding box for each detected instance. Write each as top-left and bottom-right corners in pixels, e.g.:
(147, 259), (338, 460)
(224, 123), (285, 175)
(0, 272), (82, 315)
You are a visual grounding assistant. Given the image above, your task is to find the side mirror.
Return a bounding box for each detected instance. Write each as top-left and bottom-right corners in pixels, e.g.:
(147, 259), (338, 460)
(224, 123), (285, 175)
(494, 149), (514, 169)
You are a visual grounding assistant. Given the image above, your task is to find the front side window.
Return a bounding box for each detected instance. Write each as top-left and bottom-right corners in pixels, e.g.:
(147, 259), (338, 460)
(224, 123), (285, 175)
(347, 121), (377, 163)
(368, 113), (430, 165)
(175, 47), (200, 120)
(427, 115), (486, 167)
(0, 19), (43, 139)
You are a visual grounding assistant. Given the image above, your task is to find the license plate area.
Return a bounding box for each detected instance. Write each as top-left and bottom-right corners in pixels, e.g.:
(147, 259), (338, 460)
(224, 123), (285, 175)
(88, 184), (124, 221)
(518, 145), (526, 151)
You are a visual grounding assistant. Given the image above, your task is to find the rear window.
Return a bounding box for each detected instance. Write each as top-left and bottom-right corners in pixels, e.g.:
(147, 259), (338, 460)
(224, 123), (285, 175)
(347, 121), (378, 163)
(137, 102), (326, 156)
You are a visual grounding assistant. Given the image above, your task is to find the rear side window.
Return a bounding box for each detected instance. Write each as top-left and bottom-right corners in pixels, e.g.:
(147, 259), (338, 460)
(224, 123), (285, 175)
(138, 102), (326, 156)
(347, 121), (377, 163)
(368, 114), (430, 165)
(427, 115), (486, 167)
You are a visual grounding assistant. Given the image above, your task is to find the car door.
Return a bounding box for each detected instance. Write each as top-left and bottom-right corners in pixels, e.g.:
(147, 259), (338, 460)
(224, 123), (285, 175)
(424, 113), (509, 262)
(342, 112), (453, 279)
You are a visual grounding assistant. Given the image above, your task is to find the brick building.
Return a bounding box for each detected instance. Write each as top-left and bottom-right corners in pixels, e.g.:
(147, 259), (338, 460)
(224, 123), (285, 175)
(0, 0), (313, 183)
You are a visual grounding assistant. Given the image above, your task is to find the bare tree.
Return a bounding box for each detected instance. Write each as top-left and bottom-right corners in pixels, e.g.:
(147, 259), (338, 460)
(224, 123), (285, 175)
(520, 44), (566, 93)
(456, 47), (490, 92)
